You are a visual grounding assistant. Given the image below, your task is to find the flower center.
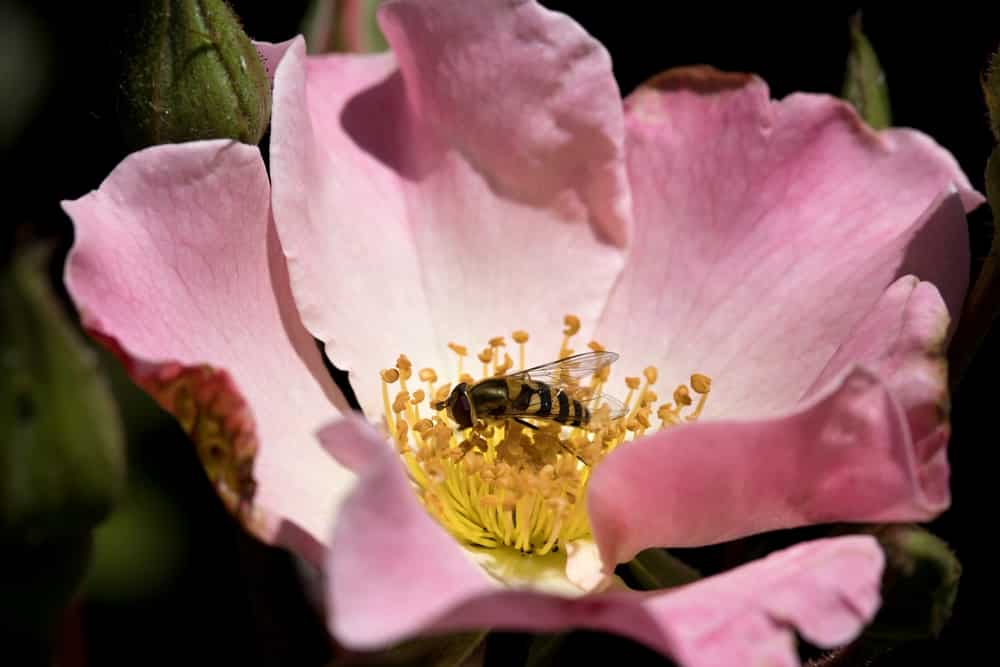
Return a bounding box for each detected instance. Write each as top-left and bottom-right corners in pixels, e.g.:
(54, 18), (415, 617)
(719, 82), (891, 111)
(379, 315), (711, 555)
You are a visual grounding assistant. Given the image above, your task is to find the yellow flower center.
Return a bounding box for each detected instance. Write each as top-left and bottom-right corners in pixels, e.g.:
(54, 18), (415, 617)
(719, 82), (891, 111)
(379, 315), (711, 556)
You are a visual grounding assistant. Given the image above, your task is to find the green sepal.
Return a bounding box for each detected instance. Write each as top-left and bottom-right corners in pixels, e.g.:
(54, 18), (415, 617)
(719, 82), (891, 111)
(117, 0), (272, 150)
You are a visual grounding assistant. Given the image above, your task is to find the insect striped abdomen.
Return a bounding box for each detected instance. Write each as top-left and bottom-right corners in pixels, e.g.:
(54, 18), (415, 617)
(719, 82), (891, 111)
(508, 379), (590, 427)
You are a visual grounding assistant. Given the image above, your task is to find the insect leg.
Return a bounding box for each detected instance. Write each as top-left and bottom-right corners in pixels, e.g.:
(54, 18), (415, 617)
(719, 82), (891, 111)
(513, 417), (539, 431)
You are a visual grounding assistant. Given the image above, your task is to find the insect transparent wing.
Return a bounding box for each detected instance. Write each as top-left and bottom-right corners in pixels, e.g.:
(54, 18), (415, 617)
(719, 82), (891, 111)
(578, 392), (628, 421)
(506, 351), (619, 386)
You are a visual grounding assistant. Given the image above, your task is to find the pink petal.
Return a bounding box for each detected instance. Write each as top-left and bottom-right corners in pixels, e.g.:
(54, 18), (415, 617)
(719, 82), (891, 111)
(62, 140), (351, 562)
(322, 415), (883, 666)
(269, 0), (630, 419)
(321, 414), (499, 645)
(254, 38), (296, 80)
(588, 365), (940, 567)
(595, 67), (981, 419)
(807, 275), (954, 507)
(639, 535), (883, 666)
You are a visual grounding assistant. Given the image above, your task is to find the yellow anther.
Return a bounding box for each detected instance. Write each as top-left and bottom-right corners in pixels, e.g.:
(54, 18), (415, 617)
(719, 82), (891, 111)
(411, 389), (426, 404)
(434, 384), (452, 404)
(687, 376), (712, 422)
(559, 315), (581, 359)
(489, 336), (506, 348)
(414, 419), (434, 434)
(673, 385), (692, 407)
(625, 377), (641, 390)
(643, 366), (658, 384)
(493, 352), (514, 376)
(419, 368), (438, 383)
(449, 342), (468, 377)
(691, 374), (712, 394)
(393, 391), (410, 413)
(461, 454), (482, 474)
(396, 354), (412, 373)
(459, 373), (474, 385)
(658, 403), (681, 429)
(395, 419), (409, 440)
(588, 340), (605, 352)
(480, 348), (492, 377)
(636, 408), (651, 429)
(381, 368), (400, 383)
(642, 389), (658, 405)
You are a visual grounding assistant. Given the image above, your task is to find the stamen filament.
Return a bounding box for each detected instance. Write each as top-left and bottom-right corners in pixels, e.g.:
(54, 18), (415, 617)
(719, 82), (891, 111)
(513, 330), (529, 370)
(380, 369), (398, 436)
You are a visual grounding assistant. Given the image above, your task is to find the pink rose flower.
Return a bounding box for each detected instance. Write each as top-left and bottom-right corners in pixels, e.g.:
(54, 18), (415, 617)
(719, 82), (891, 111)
(61, 1), (981, 665)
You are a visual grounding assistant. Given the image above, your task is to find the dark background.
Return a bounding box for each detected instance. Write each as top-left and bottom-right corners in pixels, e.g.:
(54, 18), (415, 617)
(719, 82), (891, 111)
(3, 1), (998, 665)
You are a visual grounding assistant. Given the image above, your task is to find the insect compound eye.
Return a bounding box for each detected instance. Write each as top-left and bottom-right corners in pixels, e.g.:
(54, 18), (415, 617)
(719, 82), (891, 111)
(452, 390), (473, 429)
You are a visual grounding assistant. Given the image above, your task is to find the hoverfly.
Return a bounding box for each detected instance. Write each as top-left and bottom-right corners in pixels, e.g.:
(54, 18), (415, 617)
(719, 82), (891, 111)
(434, 351), (627, 431)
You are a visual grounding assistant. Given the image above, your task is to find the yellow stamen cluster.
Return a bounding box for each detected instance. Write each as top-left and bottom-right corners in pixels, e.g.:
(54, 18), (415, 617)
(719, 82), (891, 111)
(380, 315), (711, 555)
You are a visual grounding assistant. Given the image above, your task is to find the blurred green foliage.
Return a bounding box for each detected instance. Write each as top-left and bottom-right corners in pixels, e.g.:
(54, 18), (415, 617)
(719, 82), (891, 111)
(302, 0), (388, 54)
(0, 245), (125, 658)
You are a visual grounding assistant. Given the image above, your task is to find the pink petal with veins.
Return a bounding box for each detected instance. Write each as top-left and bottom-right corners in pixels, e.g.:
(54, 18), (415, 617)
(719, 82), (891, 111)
(596, 67), (980, 419)
(63, 140), (349, 563)
(269, 0), (631, 419)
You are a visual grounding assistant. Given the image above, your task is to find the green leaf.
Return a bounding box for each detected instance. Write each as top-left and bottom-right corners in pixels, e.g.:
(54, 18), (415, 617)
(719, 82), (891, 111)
(117, 0), (272, 150)
(842, 13), (892, 129)
(625, 547), (701, 590)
